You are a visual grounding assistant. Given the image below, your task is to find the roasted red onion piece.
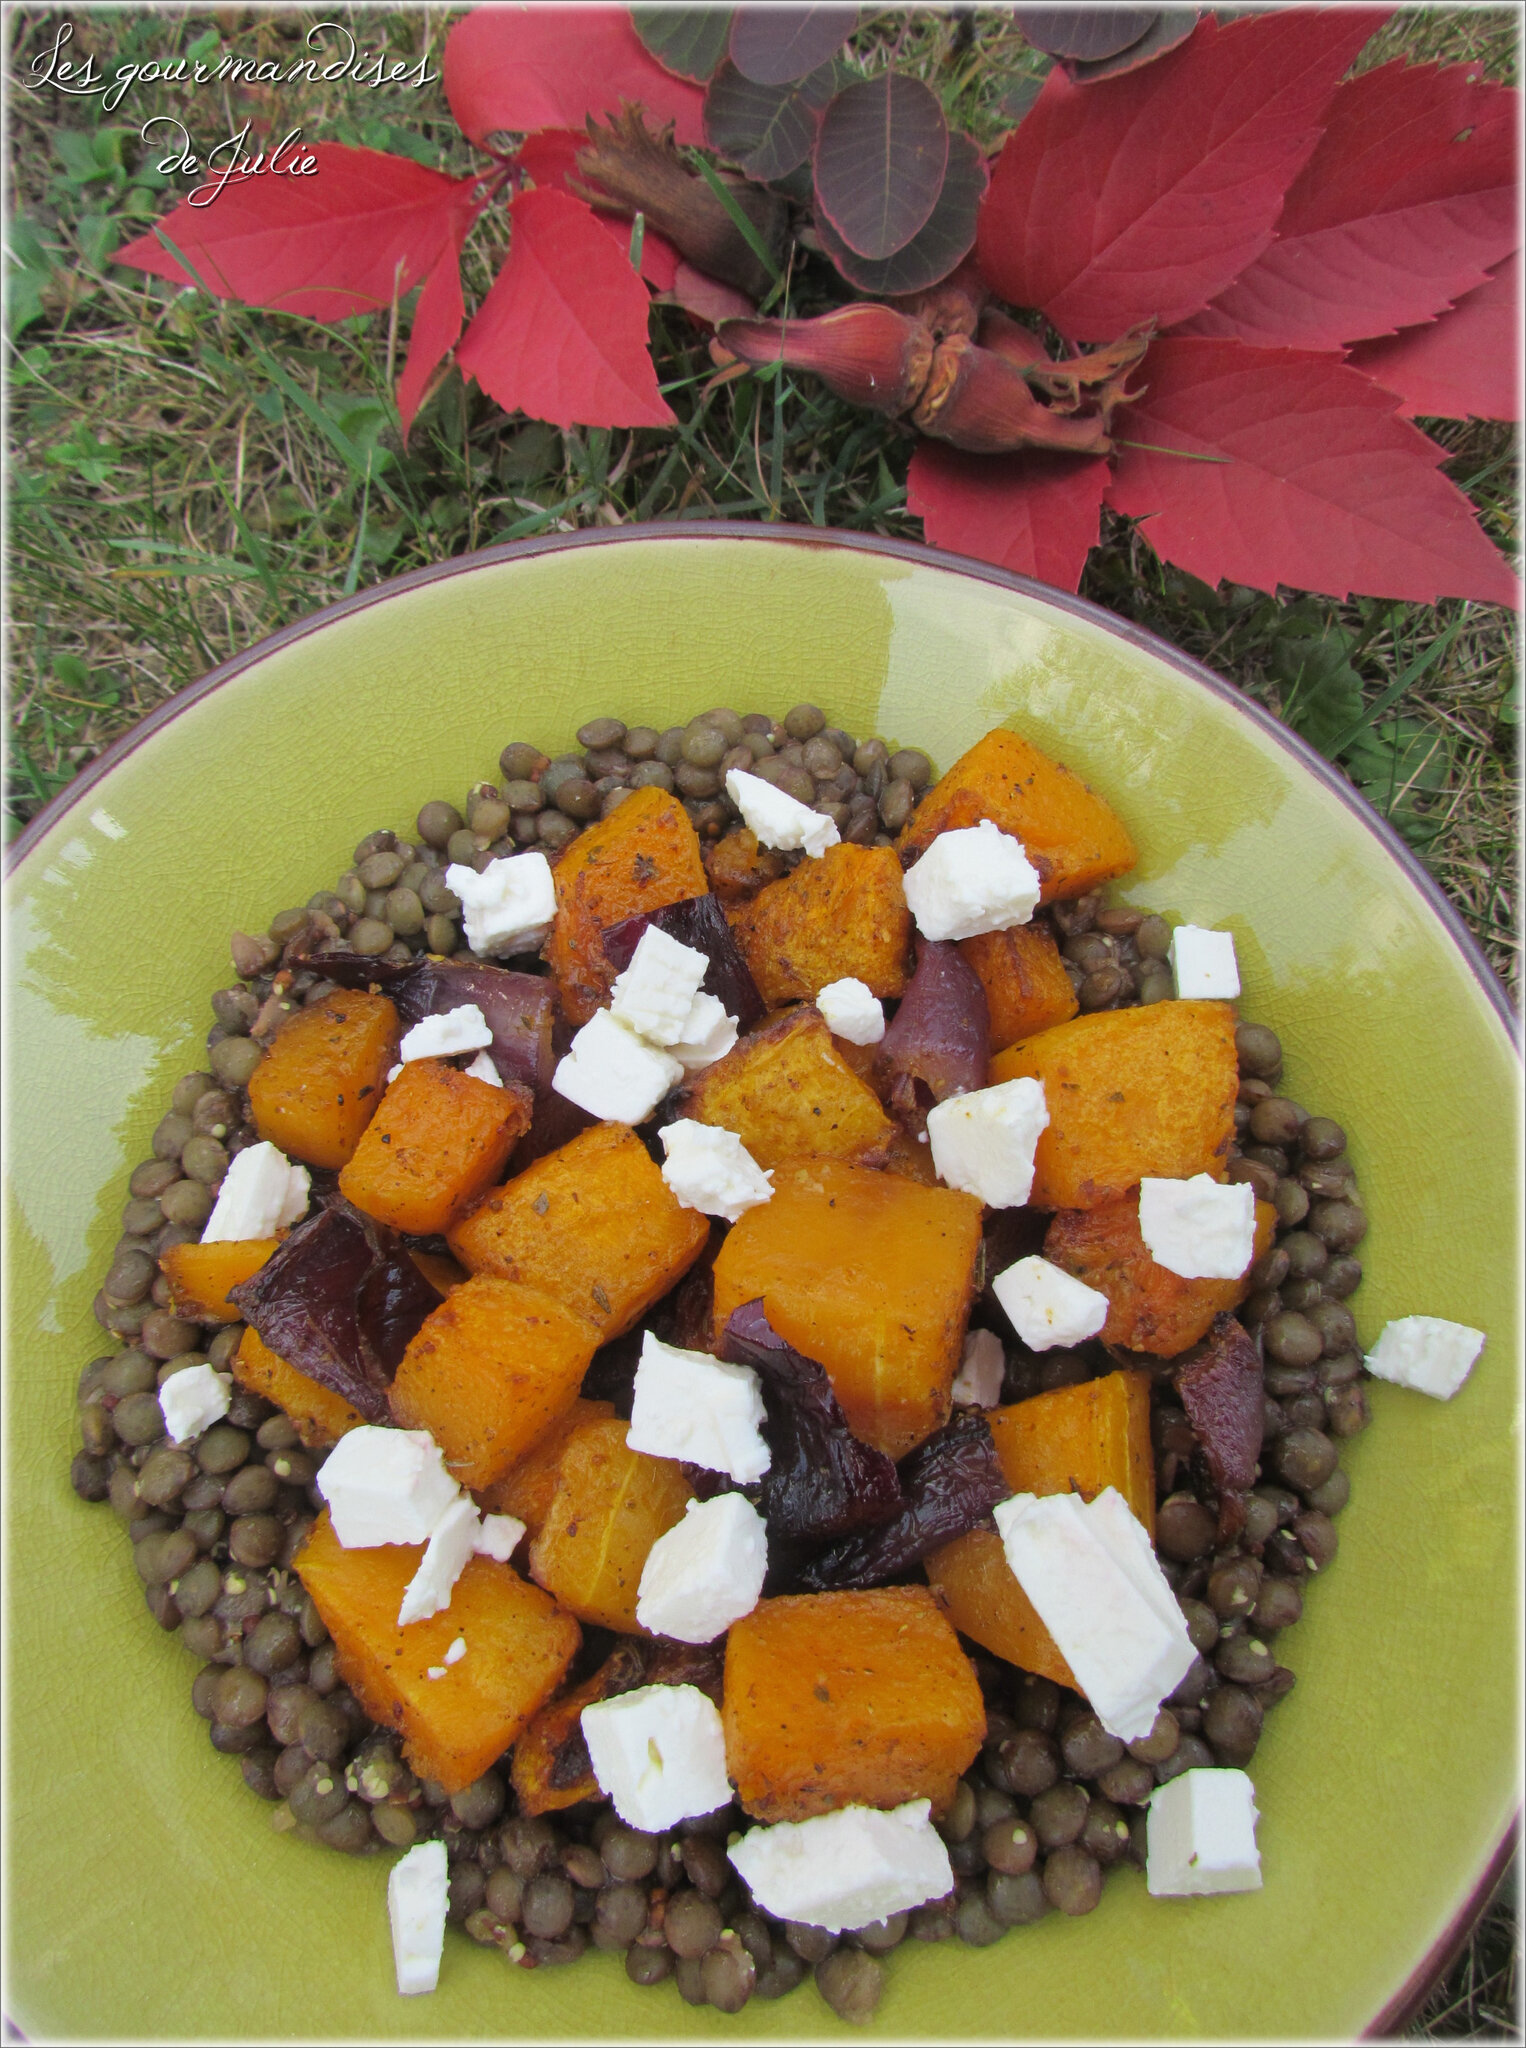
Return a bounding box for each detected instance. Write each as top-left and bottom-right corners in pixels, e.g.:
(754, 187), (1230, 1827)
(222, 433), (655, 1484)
(874, 936), (990, 1135)
(603, 893), (766, 1032)
(307, 953), (556, 1096)
(1176, 1311), (1265, 1541)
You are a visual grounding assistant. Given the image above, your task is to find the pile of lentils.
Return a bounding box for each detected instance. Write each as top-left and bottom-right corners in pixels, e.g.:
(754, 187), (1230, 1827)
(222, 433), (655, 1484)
(69, 708), (1370, 2024)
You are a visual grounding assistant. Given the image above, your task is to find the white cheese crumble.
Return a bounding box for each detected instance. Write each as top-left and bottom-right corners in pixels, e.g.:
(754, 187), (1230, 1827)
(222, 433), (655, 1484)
(444, 1636), (468, 1666)
(1138, 1174), (1256, 1280)
(725, 768), (840, 858)
(609, 925), (710, 1046)
(636, 1492), (768, 1643)
(581, 1683), (733, 1832)
(444, 850), (556, 958)
(551, 1009), (684, 1125)
(461, 1048), (503, 1087)
(473, 1512), (526, 1562)
(991, 1255), (1109, 1351)
(669, 989), (739, 1073)
(627, 1331), (771, 1483)
(1168, 924), (1241, 1000)
(815, 977), (886, 1045)
(158, 1362), (233, 1445)
(316, 1427), (460, 1549)
(397, 1003), (493, 1064)
(727, 1800), (955, 1933)
(951, 1328), (1006, 1408)
(901, 819), (1041, 942)
(200, 1139), (310, 1244)
(397, 1493), (481, 1628)
(1365, 1315), (1486, 1400)
(1146, 1768), (1262, 1897)
(926, 1075), (1049, 1209)
(659, 1119), (774, 1223)
(387, 1837), (449, 1994)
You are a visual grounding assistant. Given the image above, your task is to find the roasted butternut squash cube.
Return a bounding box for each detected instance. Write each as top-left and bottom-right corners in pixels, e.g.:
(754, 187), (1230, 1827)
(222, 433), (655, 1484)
(527, 1416), (693, 1634)
(711, 1160), (983, 1459)
(924, 1530), (1076, 1689)
(475, 1397), (617, 1535)
(729, 844), (910, 1005)
(674, 1008), (895, 1172)
(990, 1000), (1239, 1210)
(232, 1326), (367, 1448)
(545, 787), (708, 1025)
(448, 1122), (709, 1339)
(247, 991), (399, 1169)
(958, 924), (1079, 1053)
(294, 1509), (579, 1796)
(159, 1238), (276, 1324)
(704, 827), (786, 903)
(510, 1640), (646, 1815)
(1045, 1196), (1276, 1355)
(337, 1060), (531, 1235)
(898, 726), (1137, 903)
(387, 1275), (599, 1492)
(722, 1588), (985, 1822)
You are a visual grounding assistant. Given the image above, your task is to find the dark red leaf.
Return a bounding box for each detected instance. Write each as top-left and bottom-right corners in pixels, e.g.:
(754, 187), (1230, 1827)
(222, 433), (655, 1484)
(907, 441), (1110, 591)
(814, 72), (949, 260)
(456, 187), (676, 430)
(1349, 254), (1520, 422)
(632, 6), (735, 83)
(729, 6), (858, 87)
(396, 214), (472, 440)
(703, 57), (836, 181)
(115, 146), (477, 320)
(1067, 8), (1197, 83)
(443, 6), (706, 148)
(874, 936), (990, 1137)
(1106, 335), (1521, 607)
(516, 131), (680, 286)
(1186, 60), (1519, 350)
(975, 10), (1388, 341)
(1014, 8), (1158, 62)
(814, 129), (986, 296)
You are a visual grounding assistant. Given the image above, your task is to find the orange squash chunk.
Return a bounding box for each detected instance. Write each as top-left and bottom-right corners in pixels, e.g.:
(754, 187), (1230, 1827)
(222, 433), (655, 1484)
(232, 1326), (367, 1448)
(159, 1238), (275, 1324)
(475, 1397), (617, 1535)
(448, 1122), (709, 1340)
(712, 1160), (983, 1459)
(387, 1276), (599, 1491)
(959, 924), (1079, 1053)
(1046, 1196), (1277, 1355)
(990, 1000), (1239, 1210)
(722, 1588), (985, 1822)
(729, 844), (910, 1005)
(247, 991), (399, 1169)
(898, 726), (1137, 903)
(704, 827), (787, 903)
(294, 1509), (579, 1796)
(544, 786), (707, 1025)
(925, 1531), (1077, 1688)
(675, 1008), (896, 1172)
(527, 1416), (693, 1634)
(338, 1060), (531, 1235)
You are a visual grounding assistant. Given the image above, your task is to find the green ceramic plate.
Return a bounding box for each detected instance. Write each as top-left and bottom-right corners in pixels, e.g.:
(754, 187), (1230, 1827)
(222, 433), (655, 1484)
(5, 528), (1519, 2043)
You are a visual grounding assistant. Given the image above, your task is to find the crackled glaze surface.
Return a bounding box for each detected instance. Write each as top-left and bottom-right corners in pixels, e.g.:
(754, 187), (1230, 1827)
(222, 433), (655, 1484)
(5, 531), (1519, 2041)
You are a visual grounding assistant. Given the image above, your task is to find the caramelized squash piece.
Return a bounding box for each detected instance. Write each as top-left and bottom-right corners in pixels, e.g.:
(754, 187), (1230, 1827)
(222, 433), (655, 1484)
(990, 1001), (1239, 1210)
(704, 827), (787, 903)
(159, 1238), (275, 1324)
(511, 1642), (646, 1815)
(712, 1159), (983, 1459)
(675, 1008), (895, 1172)
(387, 1275), (599, 1491)
(545, 786), (708, 1025)
(1045, 1196), (1277, 1355)
(448, 1122), (709, 1340)
(338, 1060), (531, 1235)
(475, 1397), (617, 1535)
(898, 726), (1137, 903)
(528, 1416), (693, 1633)
(959, 924), (1079, 1053)
(409, 1248), (469, 1297)
(722, 1588), (985, 1822)
(729, 844), (910, 1005)
(294, 1509), (579, 1796)
(247, 991), (399, 1169)
(232, 1326), (367, 1448)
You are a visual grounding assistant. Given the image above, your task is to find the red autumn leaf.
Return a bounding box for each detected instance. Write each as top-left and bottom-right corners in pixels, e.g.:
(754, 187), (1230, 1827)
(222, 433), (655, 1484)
(908, 442), (1110, 592)
(1348, 255), (1520, 422)
(515, 130), (680, 287)
(444, 6), (706, 149)
(975, 10), (1387, 342)
(1184, 60), (1519, 350)
(455, 186), (676, 431)
(116, 145), (476, 320)
(669, 261), (755, 327)
(1105, 336), (1520, 607)
(396, 226), (470, 442)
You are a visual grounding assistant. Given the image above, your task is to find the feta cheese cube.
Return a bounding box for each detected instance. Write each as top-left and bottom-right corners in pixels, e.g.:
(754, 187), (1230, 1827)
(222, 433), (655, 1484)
(727, 1800), (954, 1934)
(991, 1255), (1109, 1351)
(387, 1838), (449, 1994)
(1365, 1315), (1486, 1400)
(444, 1636), (468, 1666)
(815, 977), (885, 1046)
(636, 1493), (768, 1642)
(551, 1009), (684, 1125)
(609, 925), (710, 1045)
(473, 1512), (526, 1562)
(901, 820), (1041, 942)
(201, 1139), (310, 1244)
(1138, 1174), (1256, 1280)
(725, 768), (840, 859)
(581, 1683), (732, 1832)
(670, 990), (738, 1073)
(398, 1494), (481, 1627)
(627, 1331), (770, 1482)
(316, 1426), (461, 1548)
(952, 1328), (1005, 1408)
(659, 1118), (774, 1223)
(397, 1003), (493, 1064)
(1146, 1768), (1262, 1897)
(1168, 924), (1240, 1000)
(926, 1076), (1049, 1209)
(426, 1666), (447, 1681)
(444, 851), (556, 958)
(461, 1049), (502, 1087)
(158, 1362), (232, 1445)
(994, 1488), (1196, 1743)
